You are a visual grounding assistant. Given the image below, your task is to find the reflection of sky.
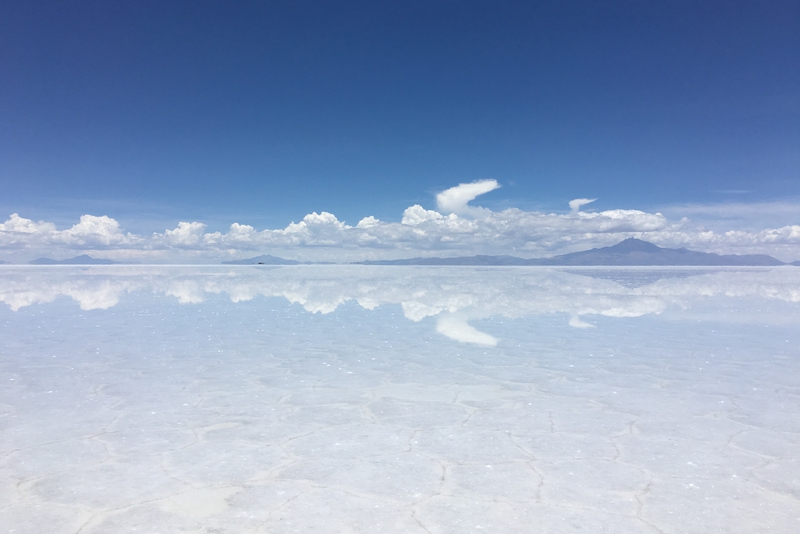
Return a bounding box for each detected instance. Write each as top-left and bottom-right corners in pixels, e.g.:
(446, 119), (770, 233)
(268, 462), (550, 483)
(1, 266), (799, 345)
(2, 266), (800, 531)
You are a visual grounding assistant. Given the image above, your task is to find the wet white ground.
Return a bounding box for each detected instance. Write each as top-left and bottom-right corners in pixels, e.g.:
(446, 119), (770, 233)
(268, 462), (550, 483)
(1, 266), (799, 533)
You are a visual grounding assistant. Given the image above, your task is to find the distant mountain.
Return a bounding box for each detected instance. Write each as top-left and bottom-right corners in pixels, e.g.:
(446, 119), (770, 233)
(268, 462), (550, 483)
(29, 255), (118, 265)
(222, 254), (300, 265)
(359, 255), (531, 266)
(356, 239), (786, 266)
(535, 238), (784, 266)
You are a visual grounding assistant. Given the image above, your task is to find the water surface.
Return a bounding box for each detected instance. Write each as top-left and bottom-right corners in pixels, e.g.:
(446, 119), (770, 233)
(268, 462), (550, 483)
(1, 266), (799, 533)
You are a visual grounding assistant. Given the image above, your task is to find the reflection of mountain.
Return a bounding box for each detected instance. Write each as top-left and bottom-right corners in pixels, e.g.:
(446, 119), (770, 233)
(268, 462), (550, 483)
(1, 266), (798, 344)
(561, 268), (718, 288)
(358, 239), (786, 266)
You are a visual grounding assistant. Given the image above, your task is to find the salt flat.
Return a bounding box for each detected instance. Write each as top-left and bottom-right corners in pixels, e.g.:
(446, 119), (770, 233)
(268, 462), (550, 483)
(1, 266), (799, 533)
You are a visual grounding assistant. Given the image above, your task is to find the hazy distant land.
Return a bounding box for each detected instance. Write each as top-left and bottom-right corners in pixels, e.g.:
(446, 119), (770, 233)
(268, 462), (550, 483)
(221, 254), (301, 265)
(10, 239), (794, 266)
(28, 255), (119, 265)
(356, 238), (786, 266)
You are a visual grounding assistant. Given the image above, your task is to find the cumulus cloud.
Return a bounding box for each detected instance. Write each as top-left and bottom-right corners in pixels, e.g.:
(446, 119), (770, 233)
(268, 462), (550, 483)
(401, 205), (444, 225)
(0, 213), (56, 234)
(436, 179), (500, 214)
(356, 216), (380, 229)
(1, 181), (800, 263)
(162, 222), (207, 246)
(60, 215), (132, 246)
(0, 213), (138, 252)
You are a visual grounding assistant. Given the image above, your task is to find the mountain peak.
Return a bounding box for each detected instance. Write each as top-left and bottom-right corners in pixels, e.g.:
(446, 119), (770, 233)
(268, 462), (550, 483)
(222, 254), (300, 265)
(604, 238), (663, 253)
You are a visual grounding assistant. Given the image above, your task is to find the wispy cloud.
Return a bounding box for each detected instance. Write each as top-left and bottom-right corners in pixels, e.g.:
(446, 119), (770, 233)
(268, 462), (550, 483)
(2, 182), (800, 262)
(660, 201), (800, 228)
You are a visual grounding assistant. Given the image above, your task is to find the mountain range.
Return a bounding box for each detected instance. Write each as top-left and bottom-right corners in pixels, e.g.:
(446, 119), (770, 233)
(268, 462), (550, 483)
(28, 255), (119, 265)
(11, 240), (796, 266)
(221, 254), (301, 265)
(356, 238), (787, 266)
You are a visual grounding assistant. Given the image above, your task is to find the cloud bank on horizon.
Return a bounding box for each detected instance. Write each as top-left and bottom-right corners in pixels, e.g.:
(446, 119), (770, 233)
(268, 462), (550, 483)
(1, 181), (799, 263)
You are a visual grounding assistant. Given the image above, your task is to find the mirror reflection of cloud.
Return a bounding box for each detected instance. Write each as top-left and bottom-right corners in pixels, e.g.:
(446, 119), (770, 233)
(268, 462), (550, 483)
(1, 267), (798, 345)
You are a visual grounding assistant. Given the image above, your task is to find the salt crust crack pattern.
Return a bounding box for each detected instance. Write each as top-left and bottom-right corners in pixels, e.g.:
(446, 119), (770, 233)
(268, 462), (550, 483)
(0, 267), (799, 532)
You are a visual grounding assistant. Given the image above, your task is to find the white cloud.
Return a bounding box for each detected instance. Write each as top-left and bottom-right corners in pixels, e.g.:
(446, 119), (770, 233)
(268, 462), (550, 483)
(401, 205), (445, 225)
(2, 181), (800, 263)
(436, 179), (500, 214)
(0, 214), (57, 248)
(0, 213), (56, 234)
(0, 213), (138, 252)
(356, 216), (380, 229)
(161, 222), (207, 247)
(569, 198), (596, 213)
(60, 215), (132, 246)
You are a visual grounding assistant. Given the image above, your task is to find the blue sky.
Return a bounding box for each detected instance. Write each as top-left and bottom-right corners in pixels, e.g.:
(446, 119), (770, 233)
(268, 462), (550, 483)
(1, 0), (798, 262)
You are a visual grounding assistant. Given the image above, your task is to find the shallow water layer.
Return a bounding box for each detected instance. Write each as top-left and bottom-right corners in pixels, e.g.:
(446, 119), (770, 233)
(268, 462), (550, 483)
(1, 266), (799, 533)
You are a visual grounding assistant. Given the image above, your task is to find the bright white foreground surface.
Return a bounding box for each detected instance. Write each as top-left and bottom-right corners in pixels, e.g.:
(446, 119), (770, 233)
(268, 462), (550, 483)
(1, 266), (799, 533)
